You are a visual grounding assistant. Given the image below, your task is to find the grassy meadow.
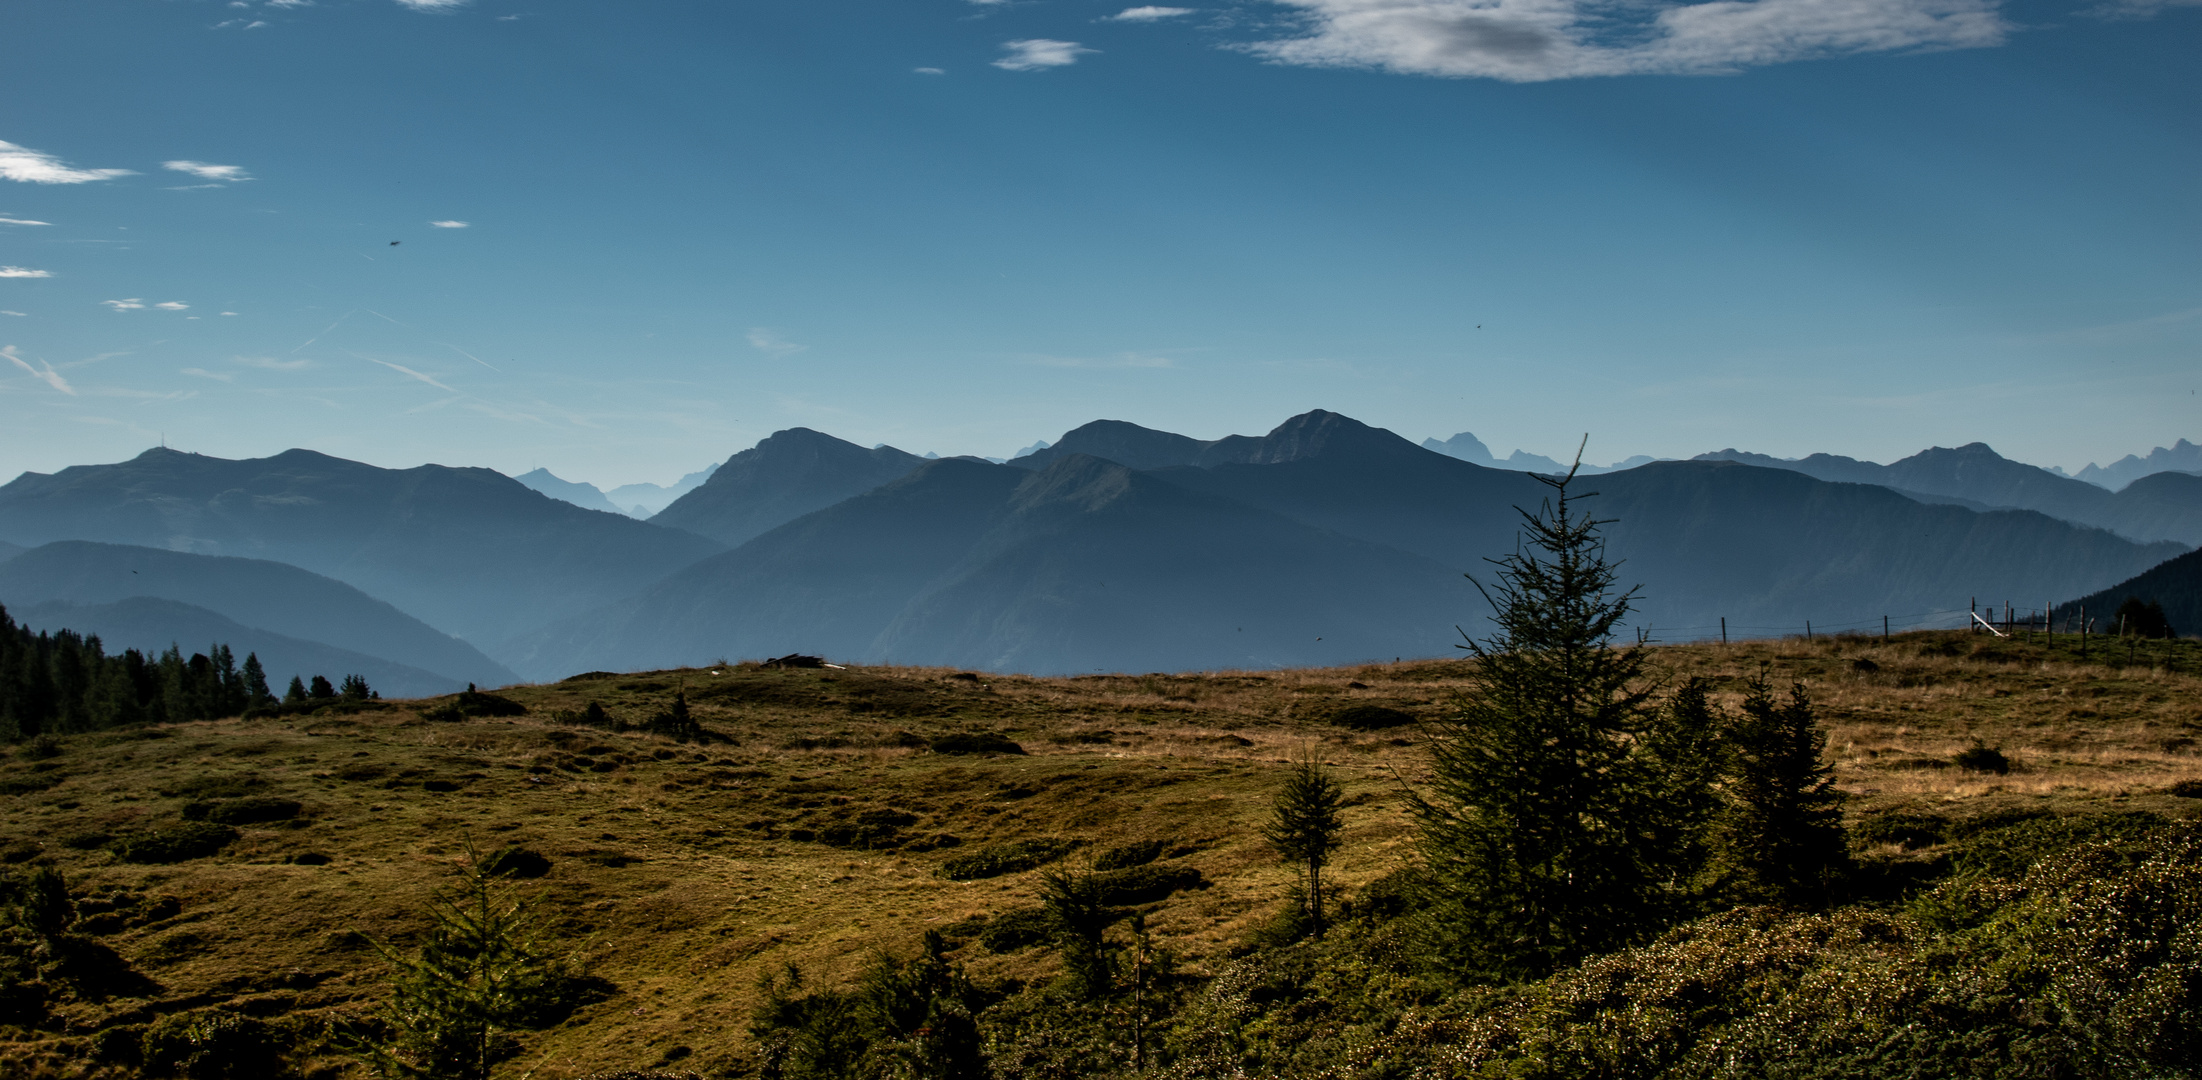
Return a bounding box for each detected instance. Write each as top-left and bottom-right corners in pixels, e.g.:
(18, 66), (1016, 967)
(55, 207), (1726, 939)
(2, 628), (2199, 1078)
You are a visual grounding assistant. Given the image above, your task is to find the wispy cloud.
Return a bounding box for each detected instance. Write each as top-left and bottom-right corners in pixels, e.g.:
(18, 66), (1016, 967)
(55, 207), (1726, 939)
(429, 219), (469, 228)
(915, 66), (948, 74)
(1108, 6), (1196, 19)
(4, 347), (75, 394)
(367, 357), (457, 392)
(103, 298), (145, 311)
(995, 39), (1097, 70)
(0, 217), (50, 226)
(237, 355), (312, 370)
(748, 328), (808, 357)
(1246, 0), (2007, 81)
(154, 301), (190, 311)
(181, 367), (236, 383)
(162, 160), (252, 182)
(2080, 0), (2202, 16)
(0, 141), (137, 184)
(0, 311), (25, 317)
(0, 266), (53, 279)
(393, 0), (467, 9)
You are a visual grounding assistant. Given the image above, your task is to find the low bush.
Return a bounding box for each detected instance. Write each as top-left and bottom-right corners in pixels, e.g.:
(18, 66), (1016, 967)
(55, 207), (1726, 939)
(1092, 863), (1204, 905)
(980, 906), (1056, 953)
(1954, 743), (2011, 774)
(1327, 705), (1417, 731)
(1094, 839), (1165, 871)
(940, 839), (1077, 881)
(930, 732), (1025, 756)
(480, 845), (552, 879)
(111, 823), (240, 864)
(182, 797), (302, 825)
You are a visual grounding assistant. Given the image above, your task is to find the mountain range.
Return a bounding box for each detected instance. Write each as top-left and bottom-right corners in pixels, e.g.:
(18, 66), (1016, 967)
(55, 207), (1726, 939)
(2073, 439), (2202, 491)
(1693, 444), (2202, 546)
(513, 462), (721, 518)
(1, 413), (2193, 682)
(1421, 431), (1657, 475)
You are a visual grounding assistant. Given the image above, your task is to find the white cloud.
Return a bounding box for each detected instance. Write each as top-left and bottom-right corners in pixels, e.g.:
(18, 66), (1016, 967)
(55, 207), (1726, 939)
(221, 311), (239, 316)
(1109, 6), (1196, 19)
(1246, 0), (2007, 81)
(236, 355), (311, 370)
(181, 367), (236, 382)
(915, 67), (948, 74)
(155, 301), (190, 311)
(394, 0), (467, 9)
(2082, 0), (2202, 15)
(995, 39), (1098, 70)
(0, 311), (25, 317)
(0, 266), (53, 278)
(163, 160), (252, 182)
(0, 217), (51, 226)
(103, 298), (145, 311)
(267, 0), (313, 7)
(748, 329), (808, 357)
(0, 140), (136, 184)
(4, 347), (75, 395)
(368, 357), (457, 392)
(429, 219), (469, 228)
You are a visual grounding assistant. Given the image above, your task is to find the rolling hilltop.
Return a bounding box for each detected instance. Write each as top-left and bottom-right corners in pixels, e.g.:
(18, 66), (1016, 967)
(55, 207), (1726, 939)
(0, 632), (2196, 1077)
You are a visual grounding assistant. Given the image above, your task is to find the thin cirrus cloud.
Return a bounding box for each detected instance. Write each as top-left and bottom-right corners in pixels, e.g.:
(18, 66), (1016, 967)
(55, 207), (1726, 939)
(747, 329), (808, 357)
(180, 367), (236, 383)
(1109, 6), (1197, 19)
(162, 160), (252, 182)
(4, 347), (75, 395)
(995, 39), (1098, 70)
(0, 217), (51, 226)
(102, 299), (145, 311)
(429, 220), (469, 228)
(368, 357), (458, 393)
(236, 356), (311, 370)
(0, 140), (136, 184)
(393, 0), (468, 9)
(0, 266), (54, 279)
(155, 302), (190, 311)
(1245, 0), (2011, 81)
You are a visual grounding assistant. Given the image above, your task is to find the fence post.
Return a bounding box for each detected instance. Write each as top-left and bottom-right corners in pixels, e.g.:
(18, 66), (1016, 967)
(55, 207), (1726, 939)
(1806, 620), (1813, 643)
(1721, 617), (1727, 646)
(1883, 615), (1889, 643)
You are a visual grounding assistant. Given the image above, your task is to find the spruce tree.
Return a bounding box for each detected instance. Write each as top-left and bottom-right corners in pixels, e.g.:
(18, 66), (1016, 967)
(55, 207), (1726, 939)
(241, 653), (273, 708)
(1714, 672), (1848, 907)
(1261, 752), (1346, 938)
(1416, 463), (1664, 979)
(285, 676), (309, 704)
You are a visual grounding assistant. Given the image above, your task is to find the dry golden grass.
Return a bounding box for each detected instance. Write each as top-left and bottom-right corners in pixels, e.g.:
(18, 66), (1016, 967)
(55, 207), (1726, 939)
(0, 629), (2197, 1078)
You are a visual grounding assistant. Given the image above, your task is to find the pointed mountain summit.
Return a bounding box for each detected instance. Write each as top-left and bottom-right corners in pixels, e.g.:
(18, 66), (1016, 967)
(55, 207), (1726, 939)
(650, 428), (926, 546)
(513, 468), (624, 515)
(1014, 410), (1431, 472)
(2076, 439), (2202, 491)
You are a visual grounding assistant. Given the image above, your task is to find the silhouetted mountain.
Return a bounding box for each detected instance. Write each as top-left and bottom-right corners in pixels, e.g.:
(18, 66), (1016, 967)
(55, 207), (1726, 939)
(1421, 431), (1654, 474)
(518, 452), (1474, 676)
(513, 468), (624, 515)
(608, 462), (718, 518)
(2059, 548), (2201, 639)
(0, 541), (517, 687)
(0, 448), (724, 656)
(649, 429), (926, 546)
(0, 540), (19, 564)
(1695, 444), (2202, 545)
(1159, 413), (2184, 636)
(12, 596), (464, 699)
(2076, 439), (2202, 491)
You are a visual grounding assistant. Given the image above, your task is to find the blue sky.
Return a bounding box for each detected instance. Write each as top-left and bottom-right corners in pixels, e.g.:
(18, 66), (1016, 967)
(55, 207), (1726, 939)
(1, 0), (2196, 489)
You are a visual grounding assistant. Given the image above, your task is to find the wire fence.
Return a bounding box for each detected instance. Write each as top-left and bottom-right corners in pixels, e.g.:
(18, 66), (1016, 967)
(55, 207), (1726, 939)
(1621, 605), (2053, 644)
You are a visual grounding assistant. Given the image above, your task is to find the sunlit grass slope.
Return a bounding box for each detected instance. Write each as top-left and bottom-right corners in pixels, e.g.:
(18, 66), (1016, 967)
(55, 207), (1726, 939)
(2, 629), (2198, 1077)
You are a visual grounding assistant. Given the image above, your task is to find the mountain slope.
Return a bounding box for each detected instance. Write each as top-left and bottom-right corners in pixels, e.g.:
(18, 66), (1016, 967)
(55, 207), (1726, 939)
(2076, 439), (2202, 490)
(9, 596), (464, 698)
(608, 463), (719, 518)
(523, 453), (1475, 676)
(0, 541), (517, 687)
(2060, 548), (2202, 638)
(649, 429), (926, 547)
(1695, 444), (2202, 544)
(513, 468), (625, 515)
(0, 448), (725, 654)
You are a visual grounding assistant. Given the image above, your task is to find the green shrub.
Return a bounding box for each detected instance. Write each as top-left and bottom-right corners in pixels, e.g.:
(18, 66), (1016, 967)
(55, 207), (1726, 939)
(980, 907), (1057, 953)
(939, 839), (1076, 881)
(141, 1009), (288, 1078)
(1093, 839), (1165, 871)
(929, 732), (1025, 756)
(1954, 743), (2011, 774)
(1327, 704), (1416, 731)
(1092, 864), (1204, 905)
(1948, 811), (2170, 881)
(111, 823), (240, 864)
(1851, 812), (1949, 850)
(480, 846), (552, 879)
(181, 797), (302, 825)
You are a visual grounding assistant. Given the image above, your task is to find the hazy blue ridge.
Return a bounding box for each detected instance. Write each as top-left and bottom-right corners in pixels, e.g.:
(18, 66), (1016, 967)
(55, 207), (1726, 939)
(513, 468), (626, 515)
(0, 540), (518, 688)
(0, 447), (725, 659)
(1693, 444), (2202, 546)
(2075, 439), (2202, 490)
(607, 462), (720, 518)
(11, 596), (465, 699)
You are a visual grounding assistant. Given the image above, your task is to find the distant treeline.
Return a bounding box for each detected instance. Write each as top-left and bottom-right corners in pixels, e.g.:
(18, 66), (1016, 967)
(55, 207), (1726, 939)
(0, 603), (373, 741)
